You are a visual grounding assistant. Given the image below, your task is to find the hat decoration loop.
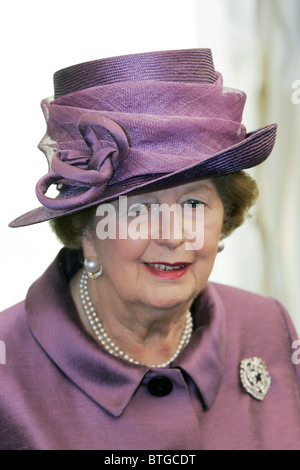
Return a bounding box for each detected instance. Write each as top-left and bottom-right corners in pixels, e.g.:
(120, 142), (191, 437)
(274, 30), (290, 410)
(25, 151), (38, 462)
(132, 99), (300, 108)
(35, 114), (130, 210)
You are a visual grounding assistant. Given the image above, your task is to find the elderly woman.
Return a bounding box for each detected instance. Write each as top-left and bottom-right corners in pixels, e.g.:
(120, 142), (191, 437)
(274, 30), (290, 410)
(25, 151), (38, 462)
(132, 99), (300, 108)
(0, 49), (299, 450)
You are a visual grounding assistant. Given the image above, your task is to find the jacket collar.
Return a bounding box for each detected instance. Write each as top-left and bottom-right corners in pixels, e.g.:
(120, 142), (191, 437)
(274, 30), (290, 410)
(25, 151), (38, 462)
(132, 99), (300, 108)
(26, 249), (226, 416)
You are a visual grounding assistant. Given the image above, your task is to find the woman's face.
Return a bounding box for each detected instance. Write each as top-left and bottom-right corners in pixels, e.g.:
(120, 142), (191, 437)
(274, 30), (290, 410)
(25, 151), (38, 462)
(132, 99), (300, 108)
(82, 179), (224, 312)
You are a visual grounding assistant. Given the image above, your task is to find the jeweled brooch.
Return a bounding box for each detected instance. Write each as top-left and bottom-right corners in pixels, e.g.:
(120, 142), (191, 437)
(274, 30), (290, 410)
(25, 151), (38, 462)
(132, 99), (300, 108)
(240, 357), (271, 401)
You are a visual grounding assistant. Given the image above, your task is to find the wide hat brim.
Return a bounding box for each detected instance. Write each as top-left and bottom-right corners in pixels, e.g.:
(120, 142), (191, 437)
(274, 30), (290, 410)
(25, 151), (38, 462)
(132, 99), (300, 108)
(9, 122), (277, 227)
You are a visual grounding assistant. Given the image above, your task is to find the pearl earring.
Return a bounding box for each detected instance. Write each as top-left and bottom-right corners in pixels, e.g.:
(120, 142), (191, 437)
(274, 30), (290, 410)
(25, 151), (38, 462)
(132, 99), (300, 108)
(84, 257), (103, 279)
(217, 240), (225, 253)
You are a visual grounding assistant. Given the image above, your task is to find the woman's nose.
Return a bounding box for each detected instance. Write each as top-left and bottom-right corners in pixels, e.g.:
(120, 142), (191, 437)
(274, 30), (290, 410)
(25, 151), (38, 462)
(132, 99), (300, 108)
(150, 204), (185, 249)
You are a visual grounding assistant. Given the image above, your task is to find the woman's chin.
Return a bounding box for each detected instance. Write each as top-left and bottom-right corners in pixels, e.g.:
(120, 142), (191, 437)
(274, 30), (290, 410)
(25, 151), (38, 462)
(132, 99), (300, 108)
(142, 289), (195, 312)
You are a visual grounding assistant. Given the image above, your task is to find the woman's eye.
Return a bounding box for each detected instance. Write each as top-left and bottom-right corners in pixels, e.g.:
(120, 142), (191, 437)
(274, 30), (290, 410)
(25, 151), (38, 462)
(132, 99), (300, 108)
(183, 200), (203, 209)
(128, 203), (149, 217)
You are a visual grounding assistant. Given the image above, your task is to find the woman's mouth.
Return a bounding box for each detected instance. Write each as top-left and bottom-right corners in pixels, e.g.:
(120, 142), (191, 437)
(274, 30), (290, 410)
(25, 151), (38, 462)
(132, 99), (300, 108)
(142, 262), (191, 279)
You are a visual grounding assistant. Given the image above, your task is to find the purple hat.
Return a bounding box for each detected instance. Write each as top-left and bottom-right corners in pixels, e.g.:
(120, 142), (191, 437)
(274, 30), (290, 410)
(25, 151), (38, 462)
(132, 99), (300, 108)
(9, 49), (277, 227)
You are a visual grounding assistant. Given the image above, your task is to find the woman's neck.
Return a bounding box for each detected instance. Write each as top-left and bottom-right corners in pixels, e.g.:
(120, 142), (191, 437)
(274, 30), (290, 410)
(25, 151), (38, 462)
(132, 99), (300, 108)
(70, 268), (192, 366)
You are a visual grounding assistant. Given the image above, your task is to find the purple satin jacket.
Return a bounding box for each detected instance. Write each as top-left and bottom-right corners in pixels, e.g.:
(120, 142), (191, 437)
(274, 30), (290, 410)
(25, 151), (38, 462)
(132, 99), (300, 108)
(0, 249), (299, 450)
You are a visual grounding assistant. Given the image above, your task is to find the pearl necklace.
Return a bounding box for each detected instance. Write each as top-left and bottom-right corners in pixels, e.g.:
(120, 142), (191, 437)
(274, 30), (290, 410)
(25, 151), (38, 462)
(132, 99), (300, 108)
(79, 271), (193, 368)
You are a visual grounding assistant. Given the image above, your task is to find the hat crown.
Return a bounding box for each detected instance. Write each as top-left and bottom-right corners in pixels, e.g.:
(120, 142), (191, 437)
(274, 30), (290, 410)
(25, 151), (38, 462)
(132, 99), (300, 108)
(54, 49), (216, 98)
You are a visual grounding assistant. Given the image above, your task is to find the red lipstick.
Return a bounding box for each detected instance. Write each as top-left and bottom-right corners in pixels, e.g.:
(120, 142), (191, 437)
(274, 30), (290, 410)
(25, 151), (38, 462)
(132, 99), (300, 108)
(142, 262), (191, 280)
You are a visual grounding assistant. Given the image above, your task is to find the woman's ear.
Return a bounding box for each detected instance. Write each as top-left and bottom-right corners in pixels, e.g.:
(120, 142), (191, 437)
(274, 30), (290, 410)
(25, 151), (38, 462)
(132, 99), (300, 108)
(81, 235), (97, 259)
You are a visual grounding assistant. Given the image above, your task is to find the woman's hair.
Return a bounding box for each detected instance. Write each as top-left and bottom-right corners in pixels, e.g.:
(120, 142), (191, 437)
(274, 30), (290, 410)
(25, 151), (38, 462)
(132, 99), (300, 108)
(214, 170), (259, 239)
(50, 170), (259, 249)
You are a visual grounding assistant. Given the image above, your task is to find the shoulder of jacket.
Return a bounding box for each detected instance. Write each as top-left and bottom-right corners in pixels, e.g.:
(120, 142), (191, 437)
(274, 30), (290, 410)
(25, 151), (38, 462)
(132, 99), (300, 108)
(209, 281), (284, 313)
(0, 301), (27, 339)
(207, 281), (294, 337)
